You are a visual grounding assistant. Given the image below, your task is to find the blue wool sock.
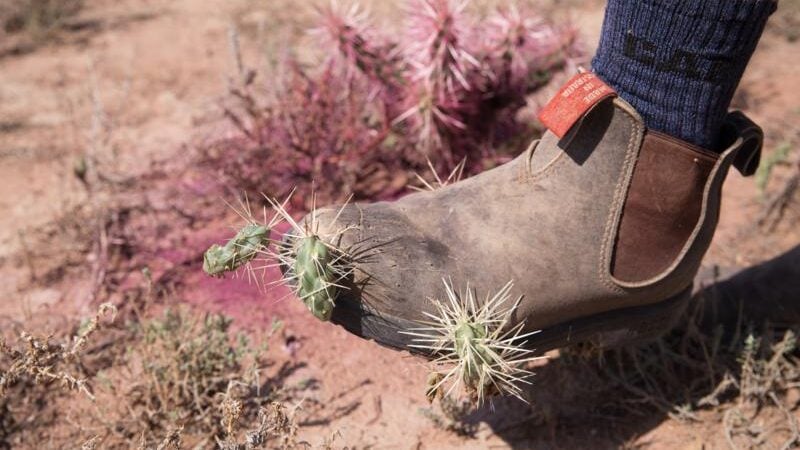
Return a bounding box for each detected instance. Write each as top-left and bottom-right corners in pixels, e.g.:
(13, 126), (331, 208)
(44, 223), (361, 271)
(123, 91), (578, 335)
(592, 0), (776, 149)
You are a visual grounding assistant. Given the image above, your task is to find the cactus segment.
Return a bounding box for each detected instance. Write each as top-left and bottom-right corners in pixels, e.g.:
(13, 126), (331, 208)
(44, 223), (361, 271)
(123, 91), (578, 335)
(203, 223), (270, 277)
(453, 321), (493, 389)
(293, 236), (337, 321)
(265, 194), (355, 323)
(402, 279), (544, 405)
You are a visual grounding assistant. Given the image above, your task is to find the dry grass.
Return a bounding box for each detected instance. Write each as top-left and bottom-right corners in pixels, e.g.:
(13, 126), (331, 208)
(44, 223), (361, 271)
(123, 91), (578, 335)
(560, 294), (800, 449)
(758, 142), (800, 230)
(0, 298), (303, 448)
(0, 0), (82, 36)
(80, 307), (297, 448)
(0, 0), (83, 56)
(0, 302), (117, 400)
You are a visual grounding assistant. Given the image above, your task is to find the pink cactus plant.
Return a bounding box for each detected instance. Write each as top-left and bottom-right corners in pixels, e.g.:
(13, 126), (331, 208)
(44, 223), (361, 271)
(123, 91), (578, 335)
(206, 0), (582, 211)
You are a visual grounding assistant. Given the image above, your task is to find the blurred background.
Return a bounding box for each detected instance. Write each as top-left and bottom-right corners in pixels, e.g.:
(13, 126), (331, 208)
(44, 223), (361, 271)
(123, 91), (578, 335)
(1, 0), (799, 448)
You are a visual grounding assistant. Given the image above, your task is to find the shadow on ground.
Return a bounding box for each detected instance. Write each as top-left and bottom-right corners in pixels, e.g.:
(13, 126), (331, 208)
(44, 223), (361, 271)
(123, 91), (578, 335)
(460, 245), (800, 448)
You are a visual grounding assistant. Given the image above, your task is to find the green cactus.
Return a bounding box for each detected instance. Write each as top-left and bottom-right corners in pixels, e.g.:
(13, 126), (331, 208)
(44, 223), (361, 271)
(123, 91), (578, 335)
(454, 321), (493, 389)
(264, 195), (354, 322)
(404, 279), (542, 405)
(203, 223), (270, 277)
(293, 236), (338, 321)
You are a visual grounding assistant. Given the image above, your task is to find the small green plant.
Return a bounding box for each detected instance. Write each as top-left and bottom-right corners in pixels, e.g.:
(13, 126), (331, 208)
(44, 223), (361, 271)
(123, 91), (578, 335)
(404, 279), (542, 405)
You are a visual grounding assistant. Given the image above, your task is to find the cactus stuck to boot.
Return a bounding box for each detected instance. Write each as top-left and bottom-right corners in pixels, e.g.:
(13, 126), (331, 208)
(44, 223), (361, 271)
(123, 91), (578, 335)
(203, 223), (270, 277)
(202, 196), (283, 279)
(268, 196), (355, 322)
(404, 279), (544, 406)
(291, 235), (339, 321)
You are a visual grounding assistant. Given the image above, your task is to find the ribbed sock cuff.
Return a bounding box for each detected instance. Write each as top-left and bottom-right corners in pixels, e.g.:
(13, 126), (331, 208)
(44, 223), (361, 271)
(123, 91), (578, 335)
(592, 0), (776, 148)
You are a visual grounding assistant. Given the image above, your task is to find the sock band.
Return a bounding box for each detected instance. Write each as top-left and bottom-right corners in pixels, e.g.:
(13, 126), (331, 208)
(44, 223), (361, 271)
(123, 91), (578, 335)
(592, 0), (776, 149)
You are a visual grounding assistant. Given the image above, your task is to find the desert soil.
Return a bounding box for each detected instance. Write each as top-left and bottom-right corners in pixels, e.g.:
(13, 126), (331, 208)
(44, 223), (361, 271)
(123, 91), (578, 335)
(1, 0), (799, 448)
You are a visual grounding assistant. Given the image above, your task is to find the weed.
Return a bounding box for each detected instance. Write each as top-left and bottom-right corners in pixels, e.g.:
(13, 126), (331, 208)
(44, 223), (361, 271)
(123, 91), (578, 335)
(0, 0), (82, 38)
(216, 401), (299, 449)
(61, 306), (305, 448)
(0, 302), (117, 400)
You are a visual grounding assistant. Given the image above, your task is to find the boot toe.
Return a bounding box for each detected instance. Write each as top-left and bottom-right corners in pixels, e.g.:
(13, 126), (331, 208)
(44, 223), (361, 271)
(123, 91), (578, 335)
(287, 202), (441, 352)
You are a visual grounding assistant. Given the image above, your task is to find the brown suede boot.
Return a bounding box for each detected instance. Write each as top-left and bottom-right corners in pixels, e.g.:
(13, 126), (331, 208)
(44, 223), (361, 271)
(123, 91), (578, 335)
(289, 73), (764, 355)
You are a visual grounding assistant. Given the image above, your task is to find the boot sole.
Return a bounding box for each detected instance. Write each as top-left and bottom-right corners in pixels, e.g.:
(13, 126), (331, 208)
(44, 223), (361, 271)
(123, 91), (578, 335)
(330, 285), (693, 354)
(279, 234), (692, 354)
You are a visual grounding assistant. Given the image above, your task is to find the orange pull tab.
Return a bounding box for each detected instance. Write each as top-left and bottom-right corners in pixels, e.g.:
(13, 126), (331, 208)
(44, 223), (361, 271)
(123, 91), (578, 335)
(537, 72), (617, 139)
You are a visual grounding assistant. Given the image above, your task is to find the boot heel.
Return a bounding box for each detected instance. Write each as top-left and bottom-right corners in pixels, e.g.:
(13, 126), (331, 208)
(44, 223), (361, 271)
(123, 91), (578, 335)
(586, 286), (692, 349)
(529, 286), (693, 353)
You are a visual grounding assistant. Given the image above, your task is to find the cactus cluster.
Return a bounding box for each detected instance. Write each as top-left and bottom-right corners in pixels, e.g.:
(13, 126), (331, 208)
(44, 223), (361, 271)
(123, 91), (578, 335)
(202, 198), (537, 403)
(403, 279), (542, 405)
(202, 195), (538, 404)
(208, 0), (581, 210)
(202, 195), (354, 323)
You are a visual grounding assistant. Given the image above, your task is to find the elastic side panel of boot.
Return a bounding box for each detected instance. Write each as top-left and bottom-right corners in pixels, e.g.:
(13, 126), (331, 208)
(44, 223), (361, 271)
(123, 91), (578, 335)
(611, 132), (718, 283)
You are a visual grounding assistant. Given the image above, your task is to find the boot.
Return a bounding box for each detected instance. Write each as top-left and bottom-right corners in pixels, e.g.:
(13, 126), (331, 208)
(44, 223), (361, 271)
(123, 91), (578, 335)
(289, 73), (763, 354)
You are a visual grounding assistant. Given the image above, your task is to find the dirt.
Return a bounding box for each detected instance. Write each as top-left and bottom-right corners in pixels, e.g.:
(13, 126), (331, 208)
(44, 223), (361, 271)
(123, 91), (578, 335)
(1, 0), (799, 448)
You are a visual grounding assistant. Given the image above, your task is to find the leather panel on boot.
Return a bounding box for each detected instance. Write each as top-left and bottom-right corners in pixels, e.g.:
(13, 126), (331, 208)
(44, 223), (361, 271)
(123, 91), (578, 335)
(612, 131), (718, 282)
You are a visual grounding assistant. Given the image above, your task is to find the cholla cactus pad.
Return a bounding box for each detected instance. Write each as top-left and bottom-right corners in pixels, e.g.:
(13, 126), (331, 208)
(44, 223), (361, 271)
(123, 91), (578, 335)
(203, 223), (270, 277)
(268, 196), (355, 322)
(292, 236), (338, 321)
(403, 279), (543, 405)
(202, 196), (285, 280)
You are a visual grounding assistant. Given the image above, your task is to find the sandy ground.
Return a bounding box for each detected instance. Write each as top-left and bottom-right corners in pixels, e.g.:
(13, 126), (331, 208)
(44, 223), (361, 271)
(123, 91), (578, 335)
(1, 0), (799, 448)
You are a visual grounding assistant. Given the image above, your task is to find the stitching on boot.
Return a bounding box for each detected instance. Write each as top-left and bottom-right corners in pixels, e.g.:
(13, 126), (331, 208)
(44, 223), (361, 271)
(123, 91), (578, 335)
(518, 135), (565, 183)
(522, 150), (566, 184)
(598, 106), (642, 294)
(523, 139), (541, 177)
